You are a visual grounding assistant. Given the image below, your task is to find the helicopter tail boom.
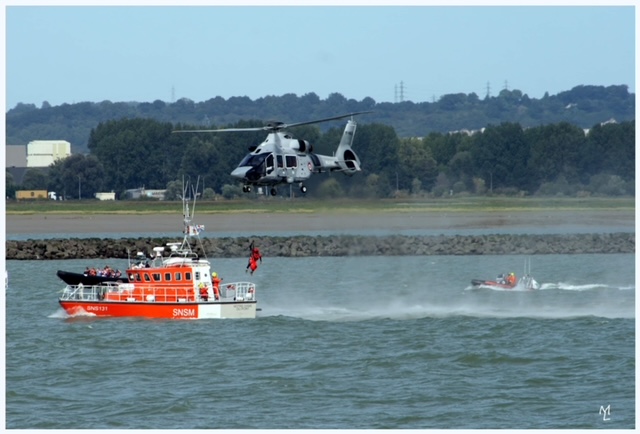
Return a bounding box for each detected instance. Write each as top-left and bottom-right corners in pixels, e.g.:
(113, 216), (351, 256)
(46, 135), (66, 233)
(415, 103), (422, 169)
(334, 119), (362, 175)
(312, 119), (362, 175)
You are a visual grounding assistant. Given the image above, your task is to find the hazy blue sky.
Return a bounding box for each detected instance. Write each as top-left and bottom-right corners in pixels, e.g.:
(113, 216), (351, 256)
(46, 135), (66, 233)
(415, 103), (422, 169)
(4, 3), (635, 109)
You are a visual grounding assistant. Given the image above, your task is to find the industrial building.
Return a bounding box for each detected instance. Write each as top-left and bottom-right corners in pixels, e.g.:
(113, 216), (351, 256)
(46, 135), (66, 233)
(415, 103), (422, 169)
(6, 140), (72, 185)
(27, 140), (71, 167)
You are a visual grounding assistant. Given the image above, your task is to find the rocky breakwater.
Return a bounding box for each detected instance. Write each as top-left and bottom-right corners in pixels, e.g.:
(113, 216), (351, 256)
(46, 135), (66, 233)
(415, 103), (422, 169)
(6, 233), (635, 260)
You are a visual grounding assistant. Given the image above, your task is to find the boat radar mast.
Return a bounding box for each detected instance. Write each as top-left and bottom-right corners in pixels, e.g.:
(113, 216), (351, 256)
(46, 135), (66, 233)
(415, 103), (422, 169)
(177, 177), (207, 258)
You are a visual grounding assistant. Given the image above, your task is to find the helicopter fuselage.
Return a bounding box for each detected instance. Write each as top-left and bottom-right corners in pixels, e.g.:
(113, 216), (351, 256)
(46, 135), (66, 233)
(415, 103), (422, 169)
(231, 149), (317, 186)
(231, 131), (321, 192)
(231, 120), (361, 195)
(173, 111), (369, 196)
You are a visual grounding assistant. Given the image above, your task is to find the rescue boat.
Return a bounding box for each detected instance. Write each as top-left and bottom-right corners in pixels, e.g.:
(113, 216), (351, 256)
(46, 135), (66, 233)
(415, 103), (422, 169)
(470, 275), (540, 291)
(470, 259), (540, 291)
(58, 181), (258, 320)
(56, 269), (129, 286)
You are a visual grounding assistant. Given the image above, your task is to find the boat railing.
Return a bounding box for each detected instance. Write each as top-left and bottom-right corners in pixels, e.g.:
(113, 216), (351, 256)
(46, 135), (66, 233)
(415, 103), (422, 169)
(222, 282), (256, 301)
(60, 282), (117, 302)
(60, 281), (257, 303)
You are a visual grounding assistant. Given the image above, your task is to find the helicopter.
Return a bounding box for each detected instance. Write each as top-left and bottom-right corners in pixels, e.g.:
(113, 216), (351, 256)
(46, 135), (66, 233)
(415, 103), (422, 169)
(173, 111), (371, 196)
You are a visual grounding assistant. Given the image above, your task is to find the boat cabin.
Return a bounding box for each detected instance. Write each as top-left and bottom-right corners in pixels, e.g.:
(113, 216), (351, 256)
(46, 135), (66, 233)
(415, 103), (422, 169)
(127, 261), (213, 289)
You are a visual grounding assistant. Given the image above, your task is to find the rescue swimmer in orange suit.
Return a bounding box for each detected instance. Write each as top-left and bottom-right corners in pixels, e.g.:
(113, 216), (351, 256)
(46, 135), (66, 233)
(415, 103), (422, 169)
(246, 241), (263, 275)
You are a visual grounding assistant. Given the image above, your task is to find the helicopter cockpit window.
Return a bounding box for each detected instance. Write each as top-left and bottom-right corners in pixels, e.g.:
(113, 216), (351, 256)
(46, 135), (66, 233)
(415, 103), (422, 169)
(285, 155), (297, 168)
(239, 152), (269, 168)
(238, 154), (252, 167)
(277, 155), (283, 168)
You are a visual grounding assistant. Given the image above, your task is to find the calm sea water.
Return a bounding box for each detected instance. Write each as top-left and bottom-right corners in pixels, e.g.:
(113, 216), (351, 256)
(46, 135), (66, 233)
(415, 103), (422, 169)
(5, 249), (634, 429)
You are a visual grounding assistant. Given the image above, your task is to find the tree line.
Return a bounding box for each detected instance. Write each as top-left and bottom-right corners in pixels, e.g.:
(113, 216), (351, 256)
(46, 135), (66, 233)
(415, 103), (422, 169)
(7, 117), (634, 200)
(6, 84), (634, 153)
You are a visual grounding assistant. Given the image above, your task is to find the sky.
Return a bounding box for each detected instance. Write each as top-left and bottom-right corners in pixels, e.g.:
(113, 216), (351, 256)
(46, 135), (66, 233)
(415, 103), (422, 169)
(2, 2), (636, 110)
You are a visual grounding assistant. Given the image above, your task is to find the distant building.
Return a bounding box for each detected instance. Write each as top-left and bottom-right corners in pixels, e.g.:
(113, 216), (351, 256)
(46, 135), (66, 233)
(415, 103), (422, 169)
(6, 145), (28, 184)
(7, 141), (72, 185)
(95, 192), (116, 201)
(6, 145), (27, 167)
(125, 187), (167, 200)
(5, 145), (27, 185)
(27, 140), (71, 167)
(16, 190), (48, 200)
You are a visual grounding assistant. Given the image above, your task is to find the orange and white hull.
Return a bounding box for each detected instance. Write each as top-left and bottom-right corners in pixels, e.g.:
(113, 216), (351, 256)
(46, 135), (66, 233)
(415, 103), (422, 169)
(58, 280), (258, 319)
(59, 299), (257, 319)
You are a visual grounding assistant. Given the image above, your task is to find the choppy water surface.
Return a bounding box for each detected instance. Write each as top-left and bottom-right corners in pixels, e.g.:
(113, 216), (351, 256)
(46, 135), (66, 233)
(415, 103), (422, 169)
(5, 251), (634, 429)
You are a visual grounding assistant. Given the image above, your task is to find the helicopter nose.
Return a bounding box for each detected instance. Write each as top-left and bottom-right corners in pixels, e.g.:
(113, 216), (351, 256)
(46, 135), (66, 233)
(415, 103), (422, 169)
(231, 166), (251, 179)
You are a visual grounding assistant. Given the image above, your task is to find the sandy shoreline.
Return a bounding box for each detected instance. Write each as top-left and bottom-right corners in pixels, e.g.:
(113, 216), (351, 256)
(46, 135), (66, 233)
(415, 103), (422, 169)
(5, 209), (635, 235)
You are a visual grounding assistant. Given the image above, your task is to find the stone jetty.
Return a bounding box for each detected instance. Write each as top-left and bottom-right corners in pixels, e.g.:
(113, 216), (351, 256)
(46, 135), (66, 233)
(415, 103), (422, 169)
(6, 232), (634, 260)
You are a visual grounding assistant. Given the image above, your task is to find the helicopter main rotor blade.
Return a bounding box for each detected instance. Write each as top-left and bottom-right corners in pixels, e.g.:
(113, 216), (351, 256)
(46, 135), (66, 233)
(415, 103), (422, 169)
(172, 127), (264, 133)
(172, 110), (372, 134)
(283, 111), (373, 129)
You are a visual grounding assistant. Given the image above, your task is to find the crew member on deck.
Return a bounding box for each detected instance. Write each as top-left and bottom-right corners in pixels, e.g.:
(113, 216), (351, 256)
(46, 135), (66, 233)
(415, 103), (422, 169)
(212, 272), (222, 300)
(199, 282), (208, 301)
